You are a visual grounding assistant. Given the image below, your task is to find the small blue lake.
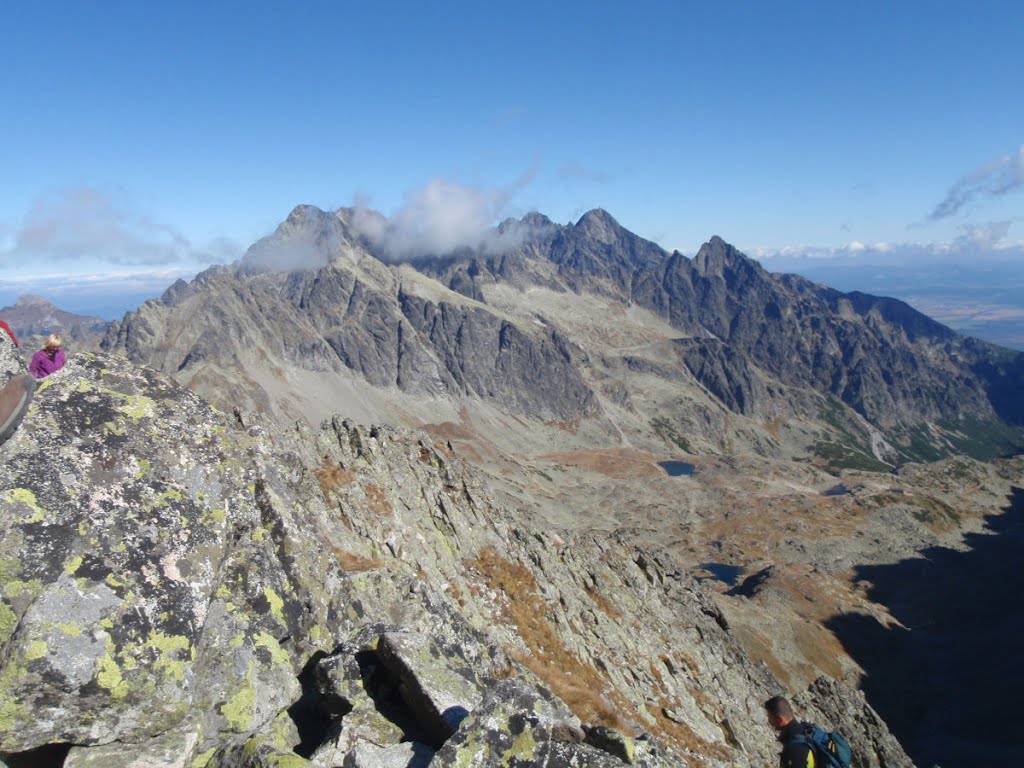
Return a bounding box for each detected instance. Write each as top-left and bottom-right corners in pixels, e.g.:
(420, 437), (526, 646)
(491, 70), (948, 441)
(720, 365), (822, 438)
(658, 460), (695, 477)
(698, 562), (745, 586)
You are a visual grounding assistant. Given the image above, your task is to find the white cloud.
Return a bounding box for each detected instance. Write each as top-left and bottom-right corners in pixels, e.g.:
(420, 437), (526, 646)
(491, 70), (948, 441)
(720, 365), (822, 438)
(929, 145), (1024, 220)
(0, 186), (225, 268)
(752, 221), (1023, 268)
(349, 173), (540, 261)
(954, 220), (1012, 250)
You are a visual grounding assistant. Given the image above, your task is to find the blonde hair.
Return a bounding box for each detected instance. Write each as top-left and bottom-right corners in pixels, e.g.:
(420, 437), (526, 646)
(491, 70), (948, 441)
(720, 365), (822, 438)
(44, 334), (63, 351)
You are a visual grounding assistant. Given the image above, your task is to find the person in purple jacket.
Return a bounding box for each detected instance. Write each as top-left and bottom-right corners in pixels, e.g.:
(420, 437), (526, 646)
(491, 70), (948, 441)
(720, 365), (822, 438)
(29, 334), (66, 378)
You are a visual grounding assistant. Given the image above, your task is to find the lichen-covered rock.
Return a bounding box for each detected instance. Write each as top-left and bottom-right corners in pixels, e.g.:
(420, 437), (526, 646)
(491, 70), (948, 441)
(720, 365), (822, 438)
(207, 735), (309, 768)
(63, 722), (201, 767)
(433, 678), (630, 767)
(0, 335), (23, 381)
(308, 629), (408, 766)
(340, 741), (433, 768)
(0, 351), (914, 766)
(0, 354), (337, 756)
(375, 631), (482, 745)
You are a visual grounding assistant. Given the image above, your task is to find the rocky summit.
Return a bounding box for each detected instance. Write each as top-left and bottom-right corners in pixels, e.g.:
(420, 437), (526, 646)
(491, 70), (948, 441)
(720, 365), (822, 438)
(0, 337), (913, 766)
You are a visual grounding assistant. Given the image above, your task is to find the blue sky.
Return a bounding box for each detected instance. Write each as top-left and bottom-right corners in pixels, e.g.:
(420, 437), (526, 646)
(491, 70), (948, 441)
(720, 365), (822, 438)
(2, 1), (1022, 316)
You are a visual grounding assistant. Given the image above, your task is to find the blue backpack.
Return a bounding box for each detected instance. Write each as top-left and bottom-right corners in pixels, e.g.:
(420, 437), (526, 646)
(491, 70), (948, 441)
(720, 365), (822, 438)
(791, 723), (852, 768)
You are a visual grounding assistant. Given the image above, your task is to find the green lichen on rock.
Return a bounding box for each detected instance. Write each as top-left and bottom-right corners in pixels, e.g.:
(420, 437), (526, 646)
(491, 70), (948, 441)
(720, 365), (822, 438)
(255, 631), (291, 668)
(0, 687), (29, 734)
(509, 727), (538, 761)
(116, 391), (157, 420)
(0, 601), (17, 643)
(97, 653), (130, 700)
(220, 665), (256, 732)
(2, 488), (45, 524)
(24, 640), (48, 661)
(56, 621), (83, 636)
(148, 630), (192, 682)
(263, 587), (285, 624)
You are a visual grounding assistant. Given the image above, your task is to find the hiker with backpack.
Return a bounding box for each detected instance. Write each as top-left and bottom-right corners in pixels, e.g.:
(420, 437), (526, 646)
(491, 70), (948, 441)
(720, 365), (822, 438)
(764, 696), (852, 768)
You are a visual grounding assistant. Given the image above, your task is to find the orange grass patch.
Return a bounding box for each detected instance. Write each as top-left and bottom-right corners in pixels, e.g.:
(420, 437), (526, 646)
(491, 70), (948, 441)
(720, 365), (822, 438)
(465, 547), (733, 761)
(331, 547), (383, 572)
(537, 448), (667, 479)
(315, 458), (356, 498)
(466, 547), (626, 730)
(584, 585), (623, 620)
(363, 482), (393, 515)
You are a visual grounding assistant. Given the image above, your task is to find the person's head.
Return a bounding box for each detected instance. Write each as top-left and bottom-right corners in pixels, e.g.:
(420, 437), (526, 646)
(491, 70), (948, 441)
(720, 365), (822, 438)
(43, 334), (62, 352)
(764, 696), (795, 730)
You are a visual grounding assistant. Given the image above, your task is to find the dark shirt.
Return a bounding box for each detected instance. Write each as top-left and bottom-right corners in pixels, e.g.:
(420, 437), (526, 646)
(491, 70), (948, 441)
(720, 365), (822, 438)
(778, 720), (814, 768)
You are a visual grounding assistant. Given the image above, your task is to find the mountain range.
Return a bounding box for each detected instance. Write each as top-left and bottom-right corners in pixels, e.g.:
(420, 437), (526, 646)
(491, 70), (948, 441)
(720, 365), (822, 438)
(2, 204), (1022, 767)
(103, 204), (1024, 466)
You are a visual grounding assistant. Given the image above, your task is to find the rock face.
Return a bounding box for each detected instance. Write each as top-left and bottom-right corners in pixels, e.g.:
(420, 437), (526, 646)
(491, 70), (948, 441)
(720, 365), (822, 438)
(102, 205), (597, 424)
(425, 220), (1021, 436)
(0, 352), (914, 766)
(102, 205), (1023, 465)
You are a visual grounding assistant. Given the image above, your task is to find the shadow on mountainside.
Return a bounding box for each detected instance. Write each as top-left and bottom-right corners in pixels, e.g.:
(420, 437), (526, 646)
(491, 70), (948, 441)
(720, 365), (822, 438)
(827, 486), (1024, 768)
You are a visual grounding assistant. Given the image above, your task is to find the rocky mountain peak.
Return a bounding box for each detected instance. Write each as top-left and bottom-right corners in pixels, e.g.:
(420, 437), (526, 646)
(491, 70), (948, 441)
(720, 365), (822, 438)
(520, 210), (555, 229)
(574, 208), (622, 243)
(11, 294), (52, 309)
(692, 235), (753, 278)
(241, 204), (362, 272)
(0, 294), (107, 349)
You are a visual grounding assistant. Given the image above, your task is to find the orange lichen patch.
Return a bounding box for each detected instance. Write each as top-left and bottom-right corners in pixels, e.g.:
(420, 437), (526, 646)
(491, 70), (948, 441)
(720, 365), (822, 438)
(331, 547), (383, 572)
(315, 458), (356, 498)
(363, 483), (392, 515)
(465, 547), (626, 730)
(537, 448), (668, 479)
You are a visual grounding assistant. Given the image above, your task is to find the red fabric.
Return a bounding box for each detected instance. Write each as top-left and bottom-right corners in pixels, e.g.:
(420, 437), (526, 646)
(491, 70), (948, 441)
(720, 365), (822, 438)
(0, 320), (18, 347)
